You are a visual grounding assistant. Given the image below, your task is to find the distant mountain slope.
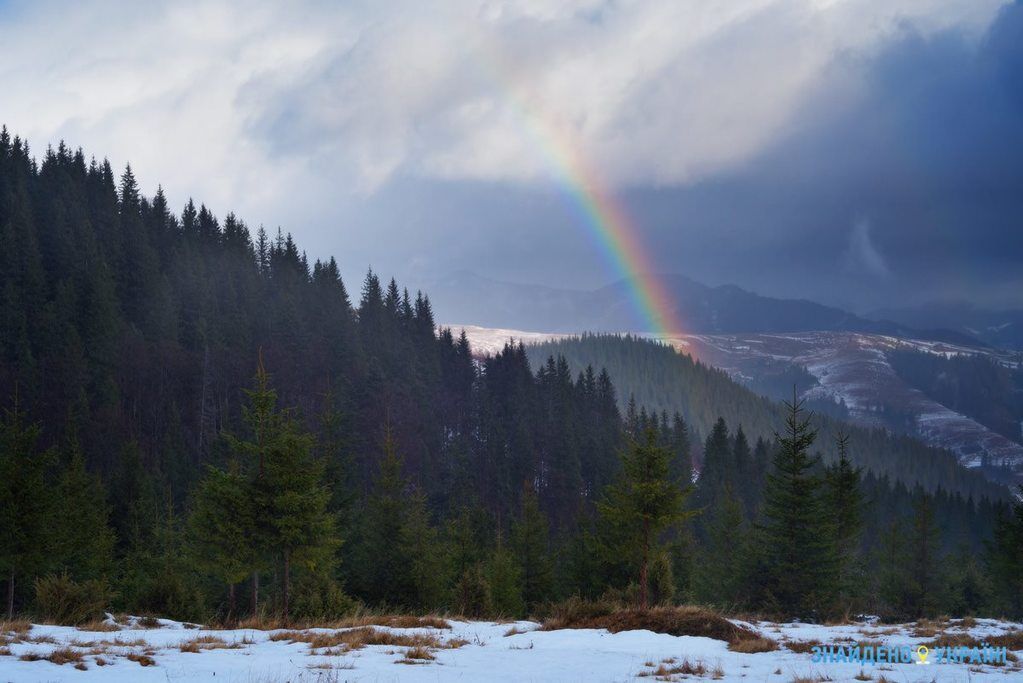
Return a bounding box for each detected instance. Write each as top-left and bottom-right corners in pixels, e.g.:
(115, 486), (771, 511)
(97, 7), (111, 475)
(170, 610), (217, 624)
(463, 331), (1008, 501)
(868, 302), (1023, 351)
(430, 271), (979, 344)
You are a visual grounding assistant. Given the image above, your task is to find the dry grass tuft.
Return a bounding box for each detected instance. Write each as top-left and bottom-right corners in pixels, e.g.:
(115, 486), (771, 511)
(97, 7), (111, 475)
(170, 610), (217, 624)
(639, 657), (707, 678)
(77, 618), (120, 633)
(785, 639), (821, 654)
(542, 604), (760, 644)
(274, 626), (445, 653)
(136, 616), (163, 629)
(94, 656), (109, 666)
(0, 646), (12, 656)
(103, 636), (150, 647)
(0, 619), (31, 635)
(399, 645), (436, 662)
(126, 652), (156, 666)
(179, 634), (240, 652)
(46, 647), (85, 665)
(922, 629), (1023, 651)
(728, 636), (779, 653)
(503, 625), (533, 637)
(853, 670), (871, 681)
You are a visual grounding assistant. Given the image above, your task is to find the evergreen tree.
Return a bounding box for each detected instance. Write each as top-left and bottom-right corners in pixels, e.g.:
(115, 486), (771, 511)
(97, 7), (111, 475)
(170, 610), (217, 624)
(488, 537), (525, 617)
(598, 427), (695, 609)
(986, 486), (1023, 617)
(696, 486), (749, 607)
(756, 396), (835, 617)
(0, 399), (54, 618)
(824, 432), (864, 607)
(50, 444), (115, 582)
(258, 413), (338, 618)
(511, 489), (554, 609)
(188, 465), (257, 620)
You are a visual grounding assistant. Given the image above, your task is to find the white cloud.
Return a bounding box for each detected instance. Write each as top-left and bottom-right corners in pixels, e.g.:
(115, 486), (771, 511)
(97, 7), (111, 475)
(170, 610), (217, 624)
(0, 0), (1006, 210)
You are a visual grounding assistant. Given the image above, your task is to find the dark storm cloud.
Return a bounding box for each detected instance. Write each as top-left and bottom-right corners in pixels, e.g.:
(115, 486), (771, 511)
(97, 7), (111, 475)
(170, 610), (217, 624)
(617, 1), (1023, 311)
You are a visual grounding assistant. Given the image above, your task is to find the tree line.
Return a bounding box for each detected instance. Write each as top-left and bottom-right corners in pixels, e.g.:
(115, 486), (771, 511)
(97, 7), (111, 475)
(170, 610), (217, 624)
(1, 130), (1020, 623)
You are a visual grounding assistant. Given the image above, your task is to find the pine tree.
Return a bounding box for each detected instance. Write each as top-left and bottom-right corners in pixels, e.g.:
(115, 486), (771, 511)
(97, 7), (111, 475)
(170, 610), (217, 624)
(488, 536), (525, 617)
(511, 489), (553, 609)
(986, 486), (1023, 617)
(0, 399), (54, 618)
(756, 395), (835, 617)
(258, 415), (338, 618)
(598, 427), (695, 609)
(357, 427), (413, 606)
(824, 432), (864, 607)
(696, 486), (749, 607)
(907, 494), (940, 617)
(188, 465), (257, 620)
(50, 444), (115, 582)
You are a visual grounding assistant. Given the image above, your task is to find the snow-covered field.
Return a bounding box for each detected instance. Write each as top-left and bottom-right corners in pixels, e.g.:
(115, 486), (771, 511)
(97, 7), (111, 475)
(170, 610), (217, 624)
(2, 614), (1021, 682)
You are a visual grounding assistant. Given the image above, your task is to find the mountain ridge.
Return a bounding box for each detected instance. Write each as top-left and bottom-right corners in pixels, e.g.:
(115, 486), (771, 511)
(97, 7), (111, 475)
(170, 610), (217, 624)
(428, 270), (984, 346)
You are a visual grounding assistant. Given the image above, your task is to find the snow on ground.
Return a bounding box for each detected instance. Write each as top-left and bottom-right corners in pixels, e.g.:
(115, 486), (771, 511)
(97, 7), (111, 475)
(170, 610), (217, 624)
(2, 615), (1022, 682)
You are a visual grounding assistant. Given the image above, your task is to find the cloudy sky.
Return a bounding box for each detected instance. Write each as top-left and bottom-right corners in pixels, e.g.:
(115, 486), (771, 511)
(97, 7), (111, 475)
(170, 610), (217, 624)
(1, 0), (1021, 314)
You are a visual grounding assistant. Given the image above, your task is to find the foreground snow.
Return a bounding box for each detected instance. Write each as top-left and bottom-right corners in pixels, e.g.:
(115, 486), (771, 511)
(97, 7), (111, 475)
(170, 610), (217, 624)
(2, 614), (1021, 682)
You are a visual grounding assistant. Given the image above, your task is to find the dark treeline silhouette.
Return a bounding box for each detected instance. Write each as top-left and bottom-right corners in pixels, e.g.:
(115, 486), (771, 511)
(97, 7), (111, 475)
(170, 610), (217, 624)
(1, 130), (1021, 625)
(528, 334), (1009, 499)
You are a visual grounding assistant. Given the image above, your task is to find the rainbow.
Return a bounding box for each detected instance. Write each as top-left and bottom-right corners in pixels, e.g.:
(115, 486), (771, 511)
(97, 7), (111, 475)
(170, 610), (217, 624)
(477, 49), (684, 338)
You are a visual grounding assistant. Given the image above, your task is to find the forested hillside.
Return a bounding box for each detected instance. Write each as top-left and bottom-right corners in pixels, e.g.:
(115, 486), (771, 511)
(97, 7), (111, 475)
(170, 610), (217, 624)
(888, 348), (1023, 448)
(528, 334), (1006, 500)
(1, 130), (1021, 627)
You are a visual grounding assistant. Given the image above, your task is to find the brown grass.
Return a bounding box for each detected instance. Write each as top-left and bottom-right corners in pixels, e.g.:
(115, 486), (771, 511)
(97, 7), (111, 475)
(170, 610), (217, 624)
(542, 605), (760, 644)
(853, 670), (871, 681)
(179, 634), (241, 652)
(272, 626), (446, 653)
(136, 616), (163, 629)
(0, 646), (11, 656)
(126, 652), (156, 666)
(46, 647), (85, 665)
(504, 625), (533, 637)
(728, 636), (779, 653)
(785, 639), (820, 654)
(237, 613), (450, 631)
(0, 619), (31, 635)
(400, 645), (436, 661)
(103, 636), (150, 647)
(639, 657), (707, 678)
(922, 629), (1023, 651)
(94, 656), (109, 666)
(77, 618), (120, 632)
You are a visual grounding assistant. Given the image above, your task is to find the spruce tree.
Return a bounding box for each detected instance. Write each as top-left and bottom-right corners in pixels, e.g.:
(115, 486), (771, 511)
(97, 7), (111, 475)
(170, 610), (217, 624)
(511, 489), (553, 609)
(756, 396), (835, 617)
(51, 444), (115, 582)
(697, 486), (749, 607)
(824, 432), (864, 607)
(986, 486), (1023, 617)
(188, 465), (257, 620)
(598, 427), (694, 609)
(258, 416), (337, 618)
(0, 399), (54, 618)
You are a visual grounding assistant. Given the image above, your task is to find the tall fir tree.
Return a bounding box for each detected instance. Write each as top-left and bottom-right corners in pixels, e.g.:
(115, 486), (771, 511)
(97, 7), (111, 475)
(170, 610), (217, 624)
(598, 427), (695, 609)
(756, 395), (836, 617)
(0, 399), (54, 618)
